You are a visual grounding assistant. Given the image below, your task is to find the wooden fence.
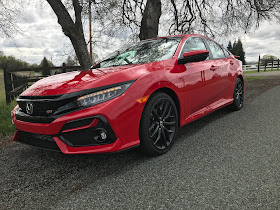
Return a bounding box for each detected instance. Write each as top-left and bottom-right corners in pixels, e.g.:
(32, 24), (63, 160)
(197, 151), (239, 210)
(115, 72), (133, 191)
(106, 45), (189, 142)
(242, 56), (280, 72)
(3, 65), (81, 104)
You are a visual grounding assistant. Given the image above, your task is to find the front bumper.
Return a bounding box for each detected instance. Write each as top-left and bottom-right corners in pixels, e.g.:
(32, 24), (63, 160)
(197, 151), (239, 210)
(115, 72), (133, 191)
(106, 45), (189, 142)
(12, 94), (143, 154)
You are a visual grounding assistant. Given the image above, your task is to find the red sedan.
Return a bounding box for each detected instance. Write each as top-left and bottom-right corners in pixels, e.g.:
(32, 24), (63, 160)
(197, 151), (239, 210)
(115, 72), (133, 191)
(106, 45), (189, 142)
(12, 34), (244, 155)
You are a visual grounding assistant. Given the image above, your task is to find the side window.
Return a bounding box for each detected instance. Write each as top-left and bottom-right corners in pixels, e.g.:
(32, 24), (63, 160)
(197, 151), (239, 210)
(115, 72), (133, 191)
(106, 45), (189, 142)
(179, 37), (207, 59)
(206, 39), (226, 59)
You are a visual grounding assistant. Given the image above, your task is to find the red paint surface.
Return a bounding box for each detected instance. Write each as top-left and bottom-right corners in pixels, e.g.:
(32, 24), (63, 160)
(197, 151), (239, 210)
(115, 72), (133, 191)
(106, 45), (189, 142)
(12, 34), (244, 154)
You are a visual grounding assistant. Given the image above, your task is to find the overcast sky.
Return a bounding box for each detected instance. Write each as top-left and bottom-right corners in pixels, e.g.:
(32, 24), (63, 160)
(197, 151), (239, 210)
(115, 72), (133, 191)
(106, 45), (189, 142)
(0, 2), (280, 65)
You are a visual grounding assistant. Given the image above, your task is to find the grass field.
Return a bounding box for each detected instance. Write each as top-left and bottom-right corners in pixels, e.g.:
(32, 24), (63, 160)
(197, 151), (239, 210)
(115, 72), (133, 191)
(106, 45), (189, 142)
(0, 69), (16, 138)
(244, 69), (280, 74)
(244, 70), (259, 74)
(244, 76), (264, 81)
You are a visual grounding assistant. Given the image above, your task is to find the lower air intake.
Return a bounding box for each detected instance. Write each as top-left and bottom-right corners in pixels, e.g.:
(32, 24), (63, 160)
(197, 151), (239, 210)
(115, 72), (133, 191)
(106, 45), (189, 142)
(17, 131), (61, 152)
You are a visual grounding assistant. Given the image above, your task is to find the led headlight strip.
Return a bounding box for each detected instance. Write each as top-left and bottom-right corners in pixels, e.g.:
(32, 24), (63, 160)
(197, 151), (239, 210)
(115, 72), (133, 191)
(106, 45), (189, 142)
(76, 83), (132, 107)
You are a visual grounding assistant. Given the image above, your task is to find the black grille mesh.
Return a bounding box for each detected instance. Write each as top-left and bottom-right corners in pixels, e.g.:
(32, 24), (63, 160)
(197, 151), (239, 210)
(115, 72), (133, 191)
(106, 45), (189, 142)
(17, 100), (68, 116)
(18, 131), (61, 152)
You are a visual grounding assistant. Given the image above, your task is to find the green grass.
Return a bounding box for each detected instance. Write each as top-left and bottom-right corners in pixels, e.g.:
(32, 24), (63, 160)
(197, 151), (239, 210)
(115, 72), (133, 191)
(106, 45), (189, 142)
(244, 70), (259, 74)
(244, 76), (264, 81)
(244, 69), (280, 74)
(0, 69), (16, 138)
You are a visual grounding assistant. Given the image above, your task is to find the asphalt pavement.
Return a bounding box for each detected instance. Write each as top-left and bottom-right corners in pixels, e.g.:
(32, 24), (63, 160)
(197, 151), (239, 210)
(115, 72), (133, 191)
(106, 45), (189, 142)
(1, 85), (280, 209)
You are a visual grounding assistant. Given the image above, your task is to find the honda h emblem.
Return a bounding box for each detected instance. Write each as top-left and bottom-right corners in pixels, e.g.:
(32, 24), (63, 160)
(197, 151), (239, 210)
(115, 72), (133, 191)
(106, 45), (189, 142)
(26, 103), (34, 115)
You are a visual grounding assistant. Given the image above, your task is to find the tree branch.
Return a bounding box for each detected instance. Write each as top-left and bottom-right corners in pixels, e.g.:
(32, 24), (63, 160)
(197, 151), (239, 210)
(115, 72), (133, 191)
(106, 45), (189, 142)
(46, 0), (75, 37)
(72, 0), (83, 31)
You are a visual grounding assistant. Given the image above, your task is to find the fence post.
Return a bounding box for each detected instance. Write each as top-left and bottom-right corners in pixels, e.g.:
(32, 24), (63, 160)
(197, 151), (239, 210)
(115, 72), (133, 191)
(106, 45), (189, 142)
(278, 59), (280, 71)
(3, 67), (12, 104)
(264, 60), (267, 71)
(271, 59), (274, 71)
(62, 63), (66, 73)
(258, 55), (260, 72)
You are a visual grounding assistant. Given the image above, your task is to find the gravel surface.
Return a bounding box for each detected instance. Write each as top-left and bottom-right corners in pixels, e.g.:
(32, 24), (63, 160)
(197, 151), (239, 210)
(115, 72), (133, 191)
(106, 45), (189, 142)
(1, 77), (280, 209)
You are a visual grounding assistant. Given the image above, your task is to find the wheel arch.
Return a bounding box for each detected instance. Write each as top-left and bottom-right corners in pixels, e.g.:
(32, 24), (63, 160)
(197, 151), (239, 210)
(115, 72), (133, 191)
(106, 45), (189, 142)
(237, 74), (245, 92)
(152, 87), (181, 126)
(237, 74), (244, 82)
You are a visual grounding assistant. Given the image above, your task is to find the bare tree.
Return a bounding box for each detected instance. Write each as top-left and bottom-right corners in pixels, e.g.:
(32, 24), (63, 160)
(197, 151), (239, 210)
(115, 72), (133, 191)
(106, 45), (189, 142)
(3, 0), (279, 69)
(0, 0), (22, 38)
(119, 0), (280, 39)
(46, 0), (91, 69)
(139, 0), (161, 40)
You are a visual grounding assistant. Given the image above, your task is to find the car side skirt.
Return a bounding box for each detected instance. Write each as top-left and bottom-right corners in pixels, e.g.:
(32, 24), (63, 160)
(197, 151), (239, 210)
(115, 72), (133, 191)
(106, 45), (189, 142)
(183, 98), (234, 125)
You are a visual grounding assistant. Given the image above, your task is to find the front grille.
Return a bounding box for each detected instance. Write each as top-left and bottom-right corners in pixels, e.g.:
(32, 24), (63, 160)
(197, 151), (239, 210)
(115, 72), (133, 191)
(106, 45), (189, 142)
(18, 131), (61, 152)
(17, 97), (72, 116)
(16, 95), (79, 123)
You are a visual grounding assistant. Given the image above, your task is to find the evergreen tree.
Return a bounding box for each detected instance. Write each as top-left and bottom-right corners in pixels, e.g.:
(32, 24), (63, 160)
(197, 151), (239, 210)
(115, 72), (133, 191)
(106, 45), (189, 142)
(40, 57), (53, 76)
(234, 39), (246, 64)
(228, 39), (246, 64)
(227, 41), (233, 53)
(232, 41), (237, 55)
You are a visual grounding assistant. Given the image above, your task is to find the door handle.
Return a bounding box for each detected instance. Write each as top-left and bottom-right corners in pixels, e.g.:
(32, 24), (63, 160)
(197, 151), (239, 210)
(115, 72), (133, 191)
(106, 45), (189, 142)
(210, 65), (217, 71)
(230, 60), (234, 65)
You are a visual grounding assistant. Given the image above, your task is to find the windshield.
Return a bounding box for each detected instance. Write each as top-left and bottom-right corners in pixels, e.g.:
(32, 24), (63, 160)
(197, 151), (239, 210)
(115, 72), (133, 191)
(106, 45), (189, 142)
(94, 37), (183, 68)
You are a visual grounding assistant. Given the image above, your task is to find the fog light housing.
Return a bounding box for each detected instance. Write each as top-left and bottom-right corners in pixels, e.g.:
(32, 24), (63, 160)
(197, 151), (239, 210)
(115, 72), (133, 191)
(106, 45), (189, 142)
(59, 116), (116, 147)
(92, 129), (108, 143)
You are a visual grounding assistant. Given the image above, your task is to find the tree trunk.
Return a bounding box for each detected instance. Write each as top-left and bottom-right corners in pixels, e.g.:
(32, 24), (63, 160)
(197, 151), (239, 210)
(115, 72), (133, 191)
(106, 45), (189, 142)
(47, 0), (91, 70)
(139, 0), (161, 40)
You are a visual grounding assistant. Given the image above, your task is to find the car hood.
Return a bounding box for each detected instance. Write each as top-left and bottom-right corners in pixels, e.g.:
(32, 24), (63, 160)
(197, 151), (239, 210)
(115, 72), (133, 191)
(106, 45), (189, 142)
(21, 63), (161, 96)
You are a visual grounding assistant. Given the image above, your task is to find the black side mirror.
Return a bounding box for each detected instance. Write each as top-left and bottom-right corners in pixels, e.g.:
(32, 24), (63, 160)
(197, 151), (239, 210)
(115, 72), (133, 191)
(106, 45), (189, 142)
(178, 50), (209, 65)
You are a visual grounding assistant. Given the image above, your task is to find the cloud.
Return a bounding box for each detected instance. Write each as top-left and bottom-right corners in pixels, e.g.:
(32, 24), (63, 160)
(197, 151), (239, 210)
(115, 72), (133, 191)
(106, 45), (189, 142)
(241, 21), (280, 61)
(0, 1), (74, 65)
(19, 10), (36, 24)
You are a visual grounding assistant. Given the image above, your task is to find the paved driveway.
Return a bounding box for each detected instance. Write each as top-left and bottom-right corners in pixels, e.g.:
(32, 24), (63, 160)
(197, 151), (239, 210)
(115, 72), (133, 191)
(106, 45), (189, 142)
(1, 85), (280, 209)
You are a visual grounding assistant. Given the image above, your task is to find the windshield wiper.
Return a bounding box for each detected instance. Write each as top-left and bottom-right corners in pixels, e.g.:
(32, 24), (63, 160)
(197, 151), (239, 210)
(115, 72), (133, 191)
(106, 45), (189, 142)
(92, 68), (106, 74)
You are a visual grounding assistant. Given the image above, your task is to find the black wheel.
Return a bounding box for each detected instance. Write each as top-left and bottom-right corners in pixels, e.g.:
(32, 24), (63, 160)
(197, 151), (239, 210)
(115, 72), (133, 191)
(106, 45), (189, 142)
(231, 78), (244, 110)
(139, 92), (178, 156)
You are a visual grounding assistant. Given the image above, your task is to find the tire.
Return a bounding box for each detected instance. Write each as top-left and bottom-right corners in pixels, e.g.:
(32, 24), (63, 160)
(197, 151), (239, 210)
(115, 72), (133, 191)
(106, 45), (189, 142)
(139, 92), (178, 156)
(231, 77), (244, 111)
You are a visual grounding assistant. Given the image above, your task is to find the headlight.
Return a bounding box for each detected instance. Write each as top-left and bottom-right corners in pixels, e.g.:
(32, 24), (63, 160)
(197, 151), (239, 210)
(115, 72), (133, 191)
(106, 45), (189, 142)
(76, 82), (133, 107)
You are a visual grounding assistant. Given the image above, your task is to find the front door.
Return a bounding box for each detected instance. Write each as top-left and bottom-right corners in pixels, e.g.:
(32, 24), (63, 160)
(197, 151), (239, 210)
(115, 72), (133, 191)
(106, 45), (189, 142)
(176, 37), (216, 118)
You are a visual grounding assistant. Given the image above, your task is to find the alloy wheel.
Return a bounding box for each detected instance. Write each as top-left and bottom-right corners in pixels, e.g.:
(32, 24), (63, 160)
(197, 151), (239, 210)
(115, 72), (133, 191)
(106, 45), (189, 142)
(235, 80), (244, 108)
(149, 99), (177, 150)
